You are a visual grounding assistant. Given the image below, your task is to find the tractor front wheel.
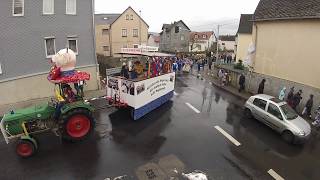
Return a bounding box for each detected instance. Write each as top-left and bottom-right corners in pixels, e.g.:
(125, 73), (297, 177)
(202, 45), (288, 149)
(16, 139), (37, 158)
(61, 108), (94, 142)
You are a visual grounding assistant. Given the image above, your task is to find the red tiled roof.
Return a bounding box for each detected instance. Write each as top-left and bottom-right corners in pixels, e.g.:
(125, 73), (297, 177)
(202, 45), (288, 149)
(190, 31), (214, 41)
(154, 36), (160, 43)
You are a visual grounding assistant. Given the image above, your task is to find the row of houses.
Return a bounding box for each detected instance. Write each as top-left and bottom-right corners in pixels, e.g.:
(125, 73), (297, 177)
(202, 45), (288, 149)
(234, 0), (320, 111)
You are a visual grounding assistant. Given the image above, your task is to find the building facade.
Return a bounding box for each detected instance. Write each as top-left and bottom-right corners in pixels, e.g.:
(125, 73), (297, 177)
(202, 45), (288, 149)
(235, 14), (253, 62)
(147, 33), (160, 48)
(218, 35), (236, 52)
(0, 0), (98, 105)
(189, 31), (216, 52)
(95, 7), (149, 57)
(159, 20), (191, 53)
(249, 0), (320, 112)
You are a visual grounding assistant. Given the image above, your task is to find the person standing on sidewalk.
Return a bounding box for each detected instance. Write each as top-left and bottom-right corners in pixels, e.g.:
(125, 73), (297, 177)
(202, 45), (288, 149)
(257, 79), (266, 94)
(292, 89), (303, 111)
(287, 87), (295, 107)
(278, 87), (286, 100)
(302, 94), (313, 118)
(208, 57), (212, 70)
(238, 74), (245, 93)
(197, 59), (201, 72)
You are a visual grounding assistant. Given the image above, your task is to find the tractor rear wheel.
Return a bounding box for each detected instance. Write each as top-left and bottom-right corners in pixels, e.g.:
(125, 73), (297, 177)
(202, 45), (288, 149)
(61, 108), (94, 142)
(16, 139), (36, 158)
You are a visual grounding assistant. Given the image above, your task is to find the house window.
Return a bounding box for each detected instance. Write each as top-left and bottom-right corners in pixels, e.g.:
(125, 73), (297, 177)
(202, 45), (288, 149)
(133, 44), (139, 48)
(68, 38), (78, 54)
(43, 0), (54, 14)
(103, 46), (109, 51)
(122, 29), (127, 37)
(12, 0), (24, 16)
(130, 15), (133, 20)
(181, 35), (185, 41)
(203, 35), (206, 38)
(195, 34), (198, 39)
(44, 37), (56, 58)
(66, 0), (76, 15)
(102, 29), (109, 35)
(126, 15), (129, 20)
(133, 29), (138, 37)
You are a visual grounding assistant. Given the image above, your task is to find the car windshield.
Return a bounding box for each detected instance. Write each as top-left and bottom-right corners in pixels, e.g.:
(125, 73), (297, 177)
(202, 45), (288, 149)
(280, 104), (298, 120)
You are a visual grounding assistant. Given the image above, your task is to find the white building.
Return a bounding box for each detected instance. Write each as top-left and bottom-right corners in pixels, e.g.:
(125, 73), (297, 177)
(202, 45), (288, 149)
(147, 33), (160, 48)
(189, 31), (216, 52)
(218, 35), (236, 52)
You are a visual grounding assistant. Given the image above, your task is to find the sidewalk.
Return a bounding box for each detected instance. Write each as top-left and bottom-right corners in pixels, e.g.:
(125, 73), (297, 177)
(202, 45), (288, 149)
(191, 66), (252, 100)
(0, 89), (106, 116)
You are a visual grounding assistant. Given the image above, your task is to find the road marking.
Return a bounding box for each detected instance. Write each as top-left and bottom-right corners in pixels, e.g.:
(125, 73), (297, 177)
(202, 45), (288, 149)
(185, 102), (200, 113)
(174, 91), (178, 96)
(214, 126), (241, 146)
(268, 169), (284, 180)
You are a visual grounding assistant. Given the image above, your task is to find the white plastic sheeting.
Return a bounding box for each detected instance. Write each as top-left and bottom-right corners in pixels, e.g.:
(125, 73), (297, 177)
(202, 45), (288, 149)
(182, 170), (208, 180)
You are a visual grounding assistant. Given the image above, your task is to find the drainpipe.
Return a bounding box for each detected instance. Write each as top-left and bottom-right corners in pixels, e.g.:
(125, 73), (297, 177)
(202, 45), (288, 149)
(92, 0), (101, 90)
(248, 23), (258, 93)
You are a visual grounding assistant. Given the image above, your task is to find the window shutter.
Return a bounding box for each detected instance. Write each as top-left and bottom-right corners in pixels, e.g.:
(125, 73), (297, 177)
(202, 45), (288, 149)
(66, 0), (76, 15)
(43, 0), (54, 14)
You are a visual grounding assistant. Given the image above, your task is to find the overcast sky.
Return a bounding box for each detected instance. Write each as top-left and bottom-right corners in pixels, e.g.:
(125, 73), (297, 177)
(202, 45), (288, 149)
(95, 0), (260, 35)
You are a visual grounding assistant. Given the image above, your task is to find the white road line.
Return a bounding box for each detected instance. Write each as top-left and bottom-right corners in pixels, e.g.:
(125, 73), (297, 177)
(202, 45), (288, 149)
(174, 91), (178, 96)
(268, 169), (284, 180)
(214, 126), (241, 146)
(185, 102), (200, 113)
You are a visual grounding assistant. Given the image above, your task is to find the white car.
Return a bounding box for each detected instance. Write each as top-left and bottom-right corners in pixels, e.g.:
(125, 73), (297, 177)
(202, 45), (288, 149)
(244, 94), (311, 144)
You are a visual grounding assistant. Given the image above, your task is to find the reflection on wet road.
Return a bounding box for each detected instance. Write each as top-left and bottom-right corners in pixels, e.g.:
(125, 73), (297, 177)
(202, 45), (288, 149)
(0, 73), (319, 180)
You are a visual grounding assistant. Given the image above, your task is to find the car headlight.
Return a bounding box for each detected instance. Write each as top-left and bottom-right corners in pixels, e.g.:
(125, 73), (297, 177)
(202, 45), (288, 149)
(298, 131), (305, 136)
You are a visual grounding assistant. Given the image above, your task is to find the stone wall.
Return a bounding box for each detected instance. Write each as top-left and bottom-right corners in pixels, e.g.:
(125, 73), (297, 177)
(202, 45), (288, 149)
(214, 64), (320, 115)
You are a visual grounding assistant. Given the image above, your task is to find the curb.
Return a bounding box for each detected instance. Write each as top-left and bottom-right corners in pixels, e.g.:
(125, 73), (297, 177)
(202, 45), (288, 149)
(191, 71), (250, 100)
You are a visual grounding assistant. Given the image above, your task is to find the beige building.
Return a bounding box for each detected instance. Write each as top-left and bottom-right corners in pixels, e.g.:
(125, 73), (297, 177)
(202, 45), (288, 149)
(235, 14), (253, 62)
(95, 7), (149, 57)
(253, 0), (320, 89)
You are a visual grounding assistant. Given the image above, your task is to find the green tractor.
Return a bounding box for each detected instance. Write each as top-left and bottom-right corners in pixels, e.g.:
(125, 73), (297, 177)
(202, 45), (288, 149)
(0, 74), (95, 158)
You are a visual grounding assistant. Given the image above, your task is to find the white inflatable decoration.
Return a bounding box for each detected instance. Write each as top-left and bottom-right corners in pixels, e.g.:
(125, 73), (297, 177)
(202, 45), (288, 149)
(52, 48), (76, 72)
(182, 170), (208, 180)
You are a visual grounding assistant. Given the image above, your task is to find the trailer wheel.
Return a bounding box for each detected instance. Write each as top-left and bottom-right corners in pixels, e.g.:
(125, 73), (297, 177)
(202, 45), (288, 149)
(16, 139), (36, 158)
(61, 108), (94, 141)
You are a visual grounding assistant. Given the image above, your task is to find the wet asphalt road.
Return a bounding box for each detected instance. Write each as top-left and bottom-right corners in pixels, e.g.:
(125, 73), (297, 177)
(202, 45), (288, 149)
(1, 73), (320, 180)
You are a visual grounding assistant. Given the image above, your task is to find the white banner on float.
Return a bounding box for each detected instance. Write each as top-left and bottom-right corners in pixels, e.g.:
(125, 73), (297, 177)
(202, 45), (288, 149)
(106, 72), (175, 109)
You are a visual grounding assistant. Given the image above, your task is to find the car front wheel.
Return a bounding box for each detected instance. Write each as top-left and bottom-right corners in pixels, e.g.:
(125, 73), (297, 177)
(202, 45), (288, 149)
(244, 108), (253, 119)
(281, 130), (294, 143)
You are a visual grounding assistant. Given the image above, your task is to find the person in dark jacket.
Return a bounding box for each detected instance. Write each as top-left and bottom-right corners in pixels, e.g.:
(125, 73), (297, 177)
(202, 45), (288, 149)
(287, 87), (295, 107)
(257, 79), (266, 94)
(292, 90), (303, 111)
(302, 94), (313, 118)
(238, 74), (245, 92)
(120, 63), (129, 79)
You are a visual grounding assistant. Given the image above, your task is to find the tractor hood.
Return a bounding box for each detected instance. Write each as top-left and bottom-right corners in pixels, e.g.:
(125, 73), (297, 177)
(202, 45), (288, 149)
(2, 103), (55, 122)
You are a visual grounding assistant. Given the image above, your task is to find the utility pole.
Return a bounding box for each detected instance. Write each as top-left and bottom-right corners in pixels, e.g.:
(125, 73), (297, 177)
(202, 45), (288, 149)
(215, 25), (220, 62)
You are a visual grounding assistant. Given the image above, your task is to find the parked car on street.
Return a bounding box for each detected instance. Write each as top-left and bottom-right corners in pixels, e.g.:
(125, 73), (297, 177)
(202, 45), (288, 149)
(244, 94), (311, 144)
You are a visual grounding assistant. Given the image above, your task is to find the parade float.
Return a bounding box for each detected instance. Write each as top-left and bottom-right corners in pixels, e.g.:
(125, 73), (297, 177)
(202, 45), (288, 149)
(0, 48), (95, 158)
(106, 47), (176, 120)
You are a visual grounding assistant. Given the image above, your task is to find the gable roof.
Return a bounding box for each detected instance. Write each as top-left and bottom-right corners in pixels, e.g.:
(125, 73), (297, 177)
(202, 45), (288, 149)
(95, 7), (149, 27)
(190, 31), (214, 41)
(219, 35), (236, 41)
(254, 0), (320, 21)
(161, 20), (191, 32)
(95, 14), (121, 25)
(237, 14), (253, 34)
